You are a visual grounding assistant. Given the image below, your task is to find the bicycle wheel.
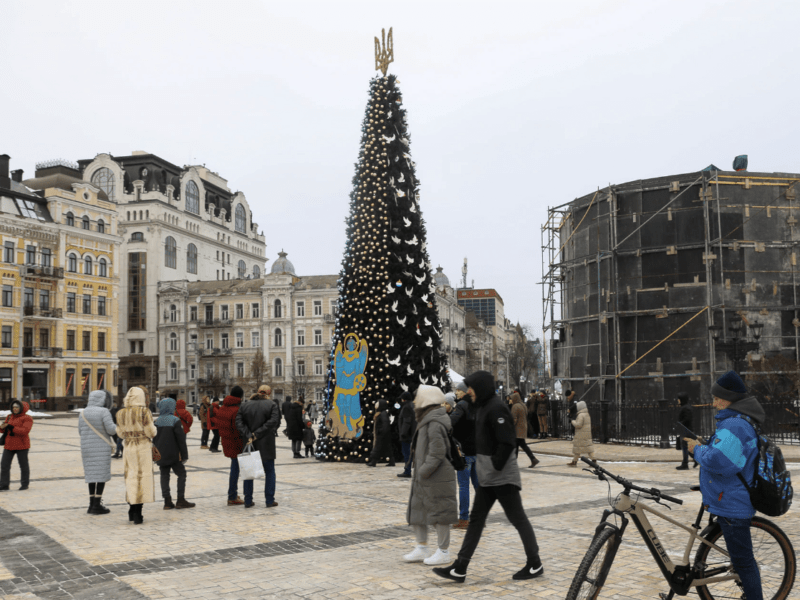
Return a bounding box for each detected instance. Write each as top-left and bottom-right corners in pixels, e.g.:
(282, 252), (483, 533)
(694, 516), (796, 600)
(566, 527), (620, 600)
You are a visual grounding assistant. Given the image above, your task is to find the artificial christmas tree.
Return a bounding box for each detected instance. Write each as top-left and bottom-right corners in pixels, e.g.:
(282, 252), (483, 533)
(318, 30), (450, 462)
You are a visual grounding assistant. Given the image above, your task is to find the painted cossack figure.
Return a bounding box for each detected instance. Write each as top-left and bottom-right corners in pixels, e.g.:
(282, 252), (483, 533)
(328, 333), (368, 439)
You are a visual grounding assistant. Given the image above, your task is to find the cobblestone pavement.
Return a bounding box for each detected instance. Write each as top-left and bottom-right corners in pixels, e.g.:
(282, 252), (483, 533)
(0, 418), (797, 599)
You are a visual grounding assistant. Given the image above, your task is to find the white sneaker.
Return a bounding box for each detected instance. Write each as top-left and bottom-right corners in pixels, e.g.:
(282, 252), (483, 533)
(403, 545), (429, 562)
(423, 548), (451, 565)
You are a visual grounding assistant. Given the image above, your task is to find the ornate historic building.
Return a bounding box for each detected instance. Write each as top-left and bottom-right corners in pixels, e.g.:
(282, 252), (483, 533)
(432, 267), (467, 374)
(0, 156), (121, 409)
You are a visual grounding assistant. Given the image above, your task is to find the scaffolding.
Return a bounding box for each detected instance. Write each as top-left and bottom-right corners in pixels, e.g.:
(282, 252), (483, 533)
(541, 170), (800, 403)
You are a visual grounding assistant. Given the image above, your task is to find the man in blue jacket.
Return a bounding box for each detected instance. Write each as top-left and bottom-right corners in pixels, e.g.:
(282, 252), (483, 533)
(686, 370), (764, 600)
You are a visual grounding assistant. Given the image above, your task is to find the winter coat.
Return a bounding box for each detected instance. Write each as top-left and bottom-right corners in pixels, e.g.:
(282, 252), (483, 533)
(464, 371), (521, 489)
(406, 405), (457, 526)
(154, 399), (189, 468)
(303, 426), (316, 447)
(199, 398), (210, 430)
(2, 400), (33, 451)
(571, 401), (594, 455)
(285, 402), (305, 441)
(175, 399), (193, 434)
(116, 387), (157, 504)
(534, 394), (549, 416)
(398, 400), (416, 442)
(694, 397), (765, 519)
(510, 393), (528, 439)
(208, 400), (220, 430)
(236, 397), (281, 461)
(216, 395), (244, 459)
(371, 400), (392, 458)
(79, 391), (116, 483)
(677, 404), (694, 432)
(450, 399), (477, 456)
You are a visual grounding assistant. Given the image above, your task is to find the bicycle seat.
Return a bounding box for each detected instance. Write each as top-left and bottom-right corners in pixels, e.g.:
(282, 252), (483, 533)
(689, 485), (700, 492)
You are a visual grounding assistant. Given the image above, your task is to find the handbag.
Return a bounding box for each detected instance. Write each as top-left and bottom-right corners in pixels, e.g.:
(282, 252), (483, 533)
(79, 413), (115, 448)
(152, 444), (161, 462)
(238, 442), (265, 480)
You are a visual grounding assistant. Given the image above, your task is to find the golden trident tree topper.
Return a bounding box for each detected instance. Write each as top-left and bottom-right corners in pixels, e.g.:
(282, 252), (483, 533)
(374, 27), (394, 76)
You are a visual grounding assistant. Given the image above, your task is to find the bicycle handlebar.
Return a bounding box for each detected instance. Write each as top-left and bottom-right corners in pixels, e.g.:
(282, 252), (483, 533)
(580, 457), (684, 505)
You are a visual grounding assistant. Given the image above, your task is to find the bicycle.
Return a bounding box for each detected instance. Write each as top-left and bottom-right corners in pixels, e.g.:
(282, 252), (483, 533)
(566, 458), (795, 600)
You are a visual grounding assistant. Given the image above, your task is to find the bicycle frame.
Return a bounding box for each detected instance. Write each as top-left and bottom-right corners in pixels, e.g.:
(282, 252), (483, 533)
(603, 492), (739, 596)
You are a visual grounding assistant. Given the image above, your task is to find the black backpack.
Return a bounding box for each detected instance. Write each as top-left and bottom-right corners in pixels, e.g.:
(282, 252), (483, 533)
(735, 415), (793, 517)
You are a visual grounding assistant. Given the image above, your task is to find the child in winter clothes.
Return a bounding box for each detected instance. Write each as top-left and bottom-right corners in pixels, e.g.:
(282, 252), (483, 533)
(567, 400), (595, 466)
(0, 400), (33, 491)
(302, 421), (316, 457)
(175, 399), (193, 434)
(153, 398), (195, 509)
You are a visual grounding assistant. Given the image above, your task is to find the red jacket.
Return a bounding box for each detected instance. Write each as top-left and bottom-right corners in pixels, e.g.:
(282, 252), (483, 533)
(3, 401), (33, 451)
(215, 396), (243, 459)
(175, 399), (193, 434)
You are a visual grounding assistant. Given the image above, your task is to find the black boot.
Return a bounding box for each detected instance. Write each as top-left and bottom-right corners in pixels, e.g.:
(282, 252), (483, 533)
(89, 496), (110, 515)
(132, 504), (144, 525)
(676, 462), (689, 470)
(87, 496), (96, 514)
(163, 496), (175, 510)
(128, 505), (135, 522)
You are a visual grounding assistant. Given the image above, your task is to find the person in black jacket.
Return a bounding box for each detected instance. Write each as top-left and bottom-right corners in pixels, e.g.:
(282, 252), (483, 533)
(396, 392), (415, 478)
(153, 398), (195, 510)
(236, 386), (282, 507)
(286, 397), (305, 458)
(675, 392), (698, 470)
(434, 370), (543, 584)
(110, 400), (123, 459)
(367, 399), (395, 467)
(450, 381), (479, 529)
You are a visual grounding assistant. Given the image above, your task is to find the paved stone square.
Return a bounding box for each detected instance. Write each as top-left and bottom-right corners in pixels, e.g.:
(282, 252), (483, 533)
(0, 417), (797, 599)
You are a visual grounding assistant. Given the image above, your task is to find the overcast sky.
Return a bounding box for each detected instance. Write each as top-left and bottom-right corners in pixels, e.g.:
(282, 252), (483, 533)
(4, 1), (799, 339)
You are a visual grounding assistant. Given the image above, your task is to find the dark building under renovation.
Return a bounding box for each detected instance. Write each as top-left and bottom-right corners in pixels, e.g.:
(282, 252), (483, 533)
(543, 168), (800, 403)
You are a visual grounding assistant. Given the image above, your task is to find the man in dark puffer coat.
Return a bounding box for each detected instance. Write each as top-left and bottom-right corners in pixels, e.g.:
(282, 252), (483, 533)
(216, 387), (246, 506)
(433, 370), (543, 584)
(236, 385), (281, 508)
(154, 398), (194, 509)
(397, 391), (416, 478)
(367, 400), (395, 467)
(285, 397), (305, 459)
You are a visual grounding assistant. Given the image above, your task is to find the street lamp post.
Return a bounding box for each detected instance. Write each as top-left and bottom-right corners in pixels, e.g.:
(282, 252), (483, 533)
(709, 314), (763, 373)
(189, 341), (199, 410)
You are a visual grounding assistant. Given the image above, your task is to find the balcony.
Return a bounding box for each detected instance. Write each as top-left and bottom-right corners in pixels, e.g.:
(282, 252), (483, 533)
(24, 266), (64, 279)
(198, 319), (233, 328)
(23, 306), (63, 319)
(324, 313), (335, 322)
(199, 347), (232, 356)
(22, 347), (63, 359)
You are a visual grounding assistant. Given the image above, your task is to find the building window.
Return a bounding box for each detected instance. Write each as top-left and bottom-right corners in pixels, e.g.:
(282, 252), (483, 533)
(236, 332), (244, 348)
(97, 296), (106, 316)
(251, 331), (260, 347)
(66, 292), (75, 313)
(2, 286), (11, 307)
(66, 212), (74, 227)
(82, 215), (90, 230)
(83, 294), (92, 314)
(238, 260), (246, 279)
(185, 181), (199, 215)
(97, 332), (106, 352)
(68, 253), (77, 272)
(297, 359), (305, 376)
(236, 362), (244, 377)
(221, 305), (229, 320)
(37, 328), (48, 349)
(165, 236), (176, 269)
(131, 232), (144, 242)
(128, 252), (146, 331)
(253, 265), (261, 278)
(235, 304), (244, 319)
(221, 333), (229, 349)
(189, 363), (196, 380)
(252, 303), (260, 318)
(296, 301), (305, 317)
(274, 299), (282, 318)
(84, 256), (93, 275)
(67, 330), (75, 350)
(98, 258), (108, 277)
(170, 304), (177, 322)
(3, 242), (14, 263)
(1, 326), (11, 348)
(41, 248), (51, 267)
(235, 204), (246, 233)
(274, 328), (282, 347)
(205, 305), (213, 324)
(26, 245), (35, 265)
(187, 243), (197, 274)
(65, 369), (75, 395)
(314, 358), (323, 376)
(205, 334), (213, 350)
(91, 167), (115, 202)
(39, 290), (49, 309)
(189, 306), (197, 321)
(82, 331), (91, 351)
(24, 287), (33, 307)
(313, 300), (322, 316)
(314, 329), (323, 345)
(97, 369), (106, 390)
(297, 329), (305, 346)
(169, 332), (178, 351)
(330, 300), (338, 315)
(169, 362), (177, 381)
(97, 219), (105, 234)
(274, 358), (283, 377)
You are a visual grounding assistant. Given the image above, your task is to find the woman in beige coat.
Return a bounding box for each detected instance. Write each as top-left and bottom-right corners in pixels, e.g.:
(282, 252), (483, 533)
(116, 387), (157, 523)
(568, 400), (595, 466)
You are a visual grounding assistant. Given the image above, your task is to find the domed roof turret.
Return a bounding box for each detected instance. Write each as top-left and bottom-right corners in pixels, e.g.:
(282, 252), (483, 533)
(270, 250), (296, 275)
(433, 266), (450, 288)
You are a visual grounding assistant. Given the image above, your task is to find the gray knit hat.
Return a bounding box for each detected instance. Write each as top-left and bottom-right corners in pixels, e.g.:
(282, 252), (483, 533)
(454, 380), (468, 393)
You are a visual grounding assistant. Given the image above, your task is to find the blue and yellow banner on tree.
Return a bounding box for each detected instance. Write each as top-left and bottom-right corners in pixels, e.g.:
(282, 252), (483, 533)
(327, 333), (368, 439)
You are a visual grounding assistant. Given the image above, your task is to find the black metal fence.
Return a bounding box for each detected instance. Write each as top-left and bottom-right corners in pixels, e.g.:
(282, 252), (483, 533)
(546, 397), (800, 446)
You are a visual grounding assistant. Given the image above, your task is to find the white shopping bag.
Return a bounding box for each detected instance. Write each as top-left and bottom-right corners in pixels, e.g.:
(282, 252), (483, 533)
(237, 443), (265, 480)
